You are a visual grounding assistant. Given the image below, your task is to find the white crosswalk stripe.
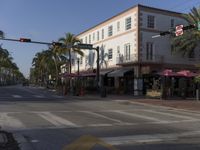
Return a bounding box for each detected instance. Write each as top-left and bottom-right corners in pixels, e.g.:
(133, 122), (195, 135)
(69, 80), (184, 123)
(12, 95), (22, 98)
(0, 109), (200, 131)
(142, 109), (198, 120)
(34, 95), (45, 98)
(112, 110), (167, 123)
(0, 113), (25, 129)
(37, 112), (79, 127)
(79, 111), (123, 123)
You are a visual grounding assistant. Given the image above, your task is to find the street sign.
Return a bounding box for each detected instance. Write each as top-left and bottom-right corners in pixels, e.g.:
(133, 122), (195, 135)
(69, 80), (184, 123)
(175, 25), (183, 36)
(74, 44), (93, 49)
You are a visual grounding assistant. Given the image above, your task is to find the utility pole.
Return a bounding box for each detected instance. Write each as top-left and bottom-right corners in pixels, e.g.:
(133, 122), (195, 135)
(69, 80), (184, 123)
(96, 46), (100, 87)
(77, 58), (80, 75)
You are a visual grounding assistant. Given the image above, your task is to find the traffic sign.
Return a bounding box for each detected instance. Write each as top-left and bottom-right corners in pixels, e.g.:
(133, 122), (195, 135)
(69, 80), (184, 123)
(175, 25), (183, 36)
(74, 44), (93, 49)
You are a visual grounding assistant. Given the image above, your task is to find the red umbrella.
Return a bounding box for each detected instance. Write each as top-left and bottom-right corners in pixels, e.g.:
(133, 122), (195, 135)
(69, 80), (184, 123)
(158, 69), (178, 77)
(177, 70), (198, 77)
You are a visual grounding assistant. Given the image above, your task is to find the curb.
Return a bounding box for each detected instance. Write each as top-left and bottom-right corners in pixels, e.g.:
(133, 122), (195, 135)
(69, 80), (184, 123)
(125, 100), (200, 114)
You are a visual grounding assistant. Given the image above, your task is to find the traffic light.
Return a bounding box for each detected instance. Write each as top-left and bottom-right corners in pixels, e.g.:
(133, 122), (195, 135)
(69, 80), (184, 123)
(19, 38), (31, 42)
(160, 31), (170, 36)
(183, 24), (196, 30)
(52, 42), (63, 47)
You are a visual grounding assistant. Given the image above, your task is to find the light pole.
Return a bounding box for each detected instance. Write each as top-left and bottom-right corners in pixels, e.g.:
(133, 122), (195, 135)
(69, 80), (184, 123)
(95, 46), (100, 88)
(77, 57), (80, 75)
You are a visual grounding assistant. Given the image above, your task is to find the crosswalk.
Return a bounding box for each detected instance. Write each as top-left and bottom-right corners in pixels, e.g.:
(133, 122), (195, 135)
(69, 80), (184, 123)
(1, 108), (200, 131)
(0, 94), (64, 99)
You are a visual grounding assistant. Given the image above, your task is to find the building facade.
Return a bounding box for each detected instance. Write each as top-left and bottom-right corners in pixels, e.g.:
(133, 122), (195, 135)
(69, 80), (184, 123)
(72, 4), (199, 95)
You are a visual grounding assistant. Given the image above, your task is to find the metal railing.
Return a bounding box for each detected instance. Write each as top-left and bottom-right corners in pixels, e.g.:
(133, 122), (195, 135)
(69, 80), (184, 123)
(142, 55), (164, 63)
(116, 54), (138, 64)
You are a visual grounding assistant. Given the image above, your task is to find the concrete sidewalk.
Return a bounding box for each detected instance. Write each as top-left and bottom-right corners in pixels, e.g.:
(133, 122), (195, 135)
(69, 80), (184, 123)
(130, 98), (200, 112)
(70, 94), (200, 112)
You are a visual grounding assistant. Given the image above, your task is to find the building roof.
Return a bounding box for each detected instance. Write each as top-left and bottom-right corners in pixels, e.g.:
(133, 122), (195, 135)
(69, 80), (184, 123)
(76, 4), (183, 37)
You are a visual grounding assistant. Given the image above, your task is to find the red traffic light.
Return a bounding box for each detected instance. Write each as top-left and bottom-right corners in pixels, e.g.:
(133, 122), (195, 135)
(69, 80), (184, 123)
(19, 38), (31, 42)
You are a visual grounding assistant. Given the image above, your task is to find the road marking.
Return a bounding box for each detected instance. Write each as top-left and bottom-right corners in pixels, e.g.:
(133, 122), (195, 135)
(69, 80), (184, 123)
(12, 95), (22, 98)
(0, 113), (26, 129)
(143, 109), (197, 120)
(80, 111), (123, 123)
(113, 110), (167, 123)
(34, 95), (45, 98)
(38, 112), (78, 127)
(102, 130), (200, 145)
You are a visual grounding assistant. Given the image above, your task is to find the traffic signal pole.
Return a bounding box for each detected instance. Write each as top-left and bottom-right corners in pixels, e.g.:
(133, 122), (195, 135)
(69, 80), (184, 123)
(0, 37), (61, 46)
(152, 24), (197, 38)
(96, 46), (100, 87)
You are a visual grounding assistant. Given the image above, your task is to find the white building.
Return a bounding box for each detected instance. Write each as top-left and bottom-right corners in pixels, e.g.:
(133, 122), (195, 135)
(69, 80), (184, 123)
(72, 4), (199, 95)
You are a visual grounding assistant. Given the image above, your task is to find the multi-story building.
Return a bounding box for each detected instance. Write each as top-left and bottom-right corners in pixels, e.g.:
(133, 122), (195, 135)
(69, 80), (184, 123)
(72, 4), (200, 95)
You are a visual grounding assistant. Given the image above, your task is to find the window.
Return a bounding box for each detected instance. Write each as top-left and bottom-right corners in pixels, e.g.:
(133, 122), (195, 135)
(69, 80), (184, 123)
(97, 31), (99, 41)
(170, 19), (174, 28)
(117, 21), (120, 31)
(125, 17), (132, 30)
(117, 46), (120, 54)
(80, 57), (83, 65)
(146, 42), (153, 60)
(93, 33), (95, 41)
(89, 34), (91, 44)
(108, 25), (113, 37)
(108, 49), (113, 59)
(85, 36), (87, 43)
(102, 29), (104, 39)
(124, 43), (131, 60)
(147, 15), (155, 28)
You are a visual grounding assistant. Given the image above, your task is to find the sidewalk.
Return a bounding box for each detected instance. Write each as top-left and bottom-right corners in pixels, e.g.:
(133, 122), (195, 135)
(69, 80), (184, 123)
(70, 94), (200, 112)
(131, 98), (200, 112)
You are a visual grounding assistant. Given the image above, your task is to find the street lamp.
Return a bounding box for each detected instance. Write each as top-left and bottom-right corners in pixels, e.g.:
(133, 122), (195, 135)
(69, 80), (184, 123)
(73, 44), (100, 88)
(77, 57), (80, 75)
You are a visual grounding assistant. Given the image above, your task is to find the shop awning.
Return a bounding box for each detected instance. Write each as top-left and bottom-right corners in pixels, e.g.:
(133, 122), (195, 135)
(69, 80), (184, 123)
(107, 68), (133, 77)
(100, 69), (113, 75)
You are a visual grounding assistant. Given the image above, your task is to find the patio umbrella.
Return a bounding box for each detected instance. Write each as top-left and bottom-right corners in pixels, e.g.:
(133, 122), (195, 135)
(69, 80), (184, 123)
(158, 69), (178, 77)
(177, 70), (198, 77)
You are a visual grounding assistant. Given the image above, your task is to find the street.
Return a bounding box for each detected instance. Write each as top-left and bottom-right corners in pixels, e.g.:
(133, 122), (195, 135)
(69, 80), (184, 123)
(0, 85), (200, 150)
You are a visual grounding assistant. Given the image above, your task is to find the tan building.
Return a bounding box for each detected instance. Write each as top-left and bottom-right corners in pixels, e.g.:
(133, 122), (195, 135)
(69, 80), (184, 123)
(72, 4), (199, 95)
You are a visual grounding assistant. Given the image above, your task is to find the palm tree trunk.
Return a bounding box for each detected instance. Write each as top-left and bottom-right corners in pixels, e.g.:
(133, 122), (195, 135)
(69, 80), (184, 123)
(69, 49), (71, 74)
(53, 58), (59, 88)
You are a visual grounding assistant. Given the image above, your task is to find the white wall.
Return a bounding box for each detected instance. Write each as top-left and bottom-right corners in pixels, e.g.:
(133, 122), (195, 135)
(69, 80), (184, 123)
(140, 10), (199, 65)
(74, 10), (138, 73)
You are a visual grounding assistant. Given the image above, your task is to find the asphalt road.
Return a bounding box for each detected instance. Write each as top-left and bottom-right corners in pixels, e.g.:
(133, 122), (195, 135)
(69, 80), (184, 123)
(0, 85), (200, 150)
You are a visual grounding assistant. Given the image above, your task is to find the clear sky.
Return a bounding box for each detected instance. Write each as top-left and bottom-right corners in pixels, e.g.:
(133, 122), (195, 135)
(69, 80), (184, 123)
(0, 0), (200, 77)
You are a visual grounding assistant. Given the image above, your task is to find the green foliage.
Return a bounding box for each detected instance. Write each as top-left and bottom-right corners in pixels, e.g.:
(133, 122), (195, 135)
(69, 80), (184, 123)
(171, 7), (200, 56)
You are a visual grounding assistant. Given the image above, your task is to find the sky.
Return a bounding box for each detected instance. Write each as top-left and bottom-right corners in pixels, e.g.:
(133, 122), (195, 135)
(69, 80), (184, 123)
(0, 0), (200, 77)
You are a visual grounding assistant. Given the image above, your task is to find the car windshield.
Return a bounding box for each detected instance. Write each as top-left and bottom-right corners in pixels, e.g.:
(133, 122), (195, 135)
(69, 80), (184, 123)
(0, 1), (200, 150)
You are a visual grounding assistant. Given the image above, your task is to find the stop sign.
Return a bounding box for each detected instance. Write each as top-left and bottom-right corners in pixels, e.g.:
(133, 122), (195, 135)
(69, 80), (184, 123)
(175, 25), (184, 36)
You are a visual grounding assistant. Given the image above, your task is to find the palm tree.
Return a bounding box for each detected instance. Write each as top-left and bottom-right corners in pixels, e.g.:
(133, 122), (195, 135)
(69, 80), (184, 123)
(99, 44), (108, 69)
(0, 45), (24, 85)
(58, 33), (84, 74)
(32, 47), (67, 87)
(171, 7), (200, 56)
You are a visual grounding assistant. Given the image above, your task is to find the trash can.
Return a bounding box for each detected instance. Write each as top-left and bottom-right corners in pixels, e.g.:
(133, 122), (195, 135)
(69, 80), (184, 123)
(101, 87), (107, 98)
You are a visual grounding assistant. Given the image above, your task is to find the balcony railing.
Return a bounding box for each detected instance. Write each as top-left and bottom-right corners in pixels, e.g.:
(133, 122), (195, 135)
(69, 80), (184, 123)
(116, 54), (138, 65)
(142, 55), (164, 63)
